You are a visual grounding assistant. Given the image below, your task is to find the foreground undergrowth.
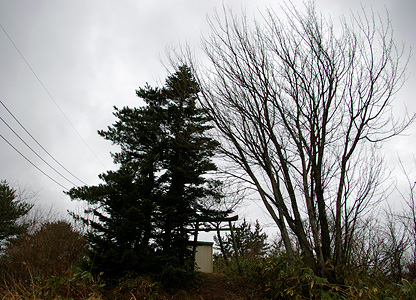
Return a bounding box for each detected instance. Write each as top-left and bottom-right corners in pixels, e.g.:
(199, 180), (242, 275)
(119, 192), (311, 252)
(214, 256), (416, 300)
(2, 257), (416, 300)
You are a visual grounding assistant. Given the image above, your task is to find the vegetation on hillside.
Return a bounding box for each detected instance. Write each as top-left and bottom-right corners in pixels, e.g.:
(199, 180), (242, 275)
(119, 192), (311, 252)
(1, 1), (416, 298)
(1, 215), (416, 299)
(0, 180), (415, 298)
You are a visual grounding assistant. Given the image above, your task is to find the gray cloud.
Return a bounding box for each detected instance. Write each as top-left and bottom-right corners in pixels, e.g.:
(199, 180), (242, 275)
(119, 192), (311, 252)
(0, 0), (414, 224)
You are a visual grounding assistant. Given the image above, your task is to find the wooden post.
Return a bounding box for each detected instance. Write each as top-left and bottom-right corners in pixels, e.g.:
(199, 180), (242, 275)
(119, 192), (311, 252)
(229, 220), (243, 275)
(192, 221), (199, 269)
(216, 224), (229, 266)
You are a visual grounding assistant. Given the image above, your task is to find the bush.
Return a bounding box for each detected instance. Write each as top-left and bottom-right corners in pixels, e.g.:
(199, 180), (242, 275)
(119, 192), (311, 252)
(158, 264), (196, 291)
(213, 253), (414, 299)
(0, 268), (105, 300)
(0, 220), (87, 283)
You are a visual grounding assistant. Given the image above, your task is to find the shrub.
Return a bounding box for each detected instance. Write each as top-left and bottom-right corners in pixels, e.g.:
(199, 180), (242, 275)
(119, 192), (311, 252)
(0, 220), (87, 283)
(214, 253), (413, 299)
(0, 268), (104, 300)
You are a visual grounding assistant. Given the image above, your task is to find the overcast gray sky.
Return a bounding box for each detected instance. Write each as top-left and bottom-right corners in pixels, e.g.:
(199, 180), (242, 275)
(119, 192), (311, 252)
(0, 0), (415, 233)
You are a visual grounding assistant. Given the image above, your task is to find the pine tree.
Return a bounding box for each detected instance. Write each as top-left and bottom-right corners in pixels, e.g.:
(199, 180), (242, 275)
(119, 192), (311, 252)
(155, 66), (225, 265)
(214, 219), (269, 261)
(67, 66), (228, 279)
(0, 180), (33, 243)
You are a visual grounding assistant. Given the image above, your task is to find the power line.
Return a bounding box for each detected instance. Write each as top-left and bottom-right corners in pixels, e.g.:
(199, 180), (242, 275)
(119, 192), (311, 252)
(0, 114), (79, 187)
(0, 22), (107, 169)
(0, 99), (87, 186)
(0, 133), (69, 190)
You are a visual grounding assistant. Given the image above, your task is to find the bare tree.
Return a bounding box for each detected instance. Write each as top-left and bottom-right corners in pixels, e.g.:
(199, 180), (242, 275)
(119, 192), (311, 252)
(178, 1), (413, 275)
(351, 210), (410, 281)
(397, 156), (416, 278)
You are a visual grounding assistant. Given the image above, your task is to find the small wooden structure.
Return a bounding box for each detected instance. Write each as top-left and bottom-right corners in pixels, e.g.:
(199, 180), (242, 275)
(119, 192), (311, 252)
(194, 241), (214, 272)
(191, 215), (242, 274)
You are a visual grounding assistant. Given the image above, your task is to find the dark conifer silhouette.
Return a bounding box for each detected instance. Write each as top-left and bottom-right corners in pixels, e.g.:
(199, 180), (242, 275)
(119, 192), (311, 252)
(67, 66), (229, 279)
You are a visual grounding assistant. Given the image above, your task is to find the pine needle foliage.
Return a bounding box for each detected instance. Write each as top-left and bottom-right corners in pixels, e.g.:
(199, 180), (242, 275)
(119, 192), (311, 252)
(67, 66), (229, 281)
(0, 180), (32, 243)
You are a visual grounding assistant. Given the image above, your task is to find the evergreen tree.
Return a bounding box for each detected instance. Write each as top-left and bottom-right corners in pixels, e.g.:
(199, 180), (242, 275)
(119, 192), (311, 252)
(214, 219), (269, 261)
(0, 180), (33, 243)
(67, 66), (228, 279)
(155, 66), (225, 264)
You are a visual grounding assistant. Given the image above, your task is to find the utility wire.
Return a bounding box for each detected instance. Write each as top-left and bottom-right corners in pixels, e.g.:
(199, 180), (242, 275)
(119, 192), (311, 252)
(0, 115), (79, 187)
(0, 22), (107, 169)
(0, 99), (87, 186)
(0, 133), (69, 190)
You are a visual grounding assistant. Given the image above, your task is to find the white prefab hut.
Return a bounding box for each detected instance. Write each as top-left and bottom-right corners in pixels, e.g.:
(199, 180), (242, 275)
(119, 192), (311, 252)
(194, 242), (213, 273)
